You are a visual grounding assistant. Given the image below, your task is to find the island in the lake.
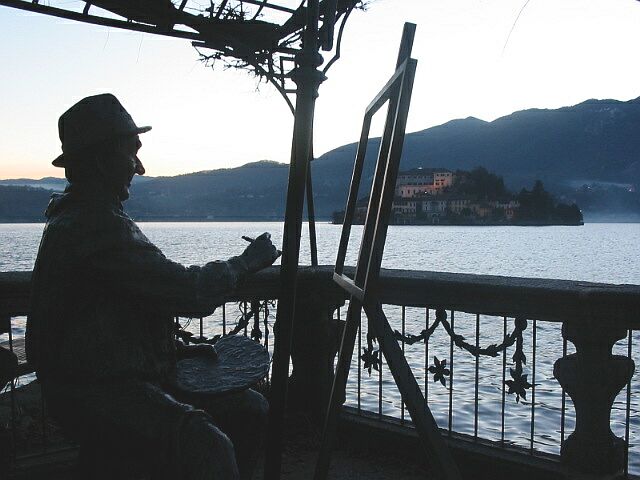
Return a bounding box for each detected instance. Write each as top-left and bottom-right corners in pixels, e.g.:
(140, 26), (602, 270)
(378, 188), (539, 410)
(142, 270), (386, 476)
(332, 167), (584, 226)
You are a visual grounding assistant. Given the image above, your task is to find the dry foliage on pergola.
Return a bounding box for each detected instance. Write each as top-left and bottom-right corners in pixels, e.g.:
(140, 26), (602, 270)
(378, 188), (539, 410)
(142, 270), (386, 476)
(1, 0), (366, 111)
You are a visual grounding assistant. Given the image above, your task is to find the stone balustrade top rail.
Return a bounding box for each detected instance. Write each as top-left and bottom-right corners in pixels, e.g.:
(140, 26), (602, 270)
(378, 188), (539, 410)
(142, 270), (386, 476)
(2, 266), (639, 327)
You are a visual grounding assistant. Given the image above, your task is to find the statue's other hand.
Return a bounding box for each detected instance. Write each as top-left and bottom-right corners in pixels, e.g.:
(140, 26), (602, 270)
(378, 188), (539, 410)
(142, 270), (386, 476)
(192, 343), (218, 360)
(177, 343), (218, 360)
(240, 232), (280, 273)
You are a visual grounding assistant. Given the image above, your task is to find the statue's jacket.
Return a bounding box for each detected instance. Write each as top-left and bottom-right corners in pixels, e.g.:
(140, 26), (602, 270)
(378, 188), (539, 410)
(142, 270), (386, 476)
(26, 185), (248, 385)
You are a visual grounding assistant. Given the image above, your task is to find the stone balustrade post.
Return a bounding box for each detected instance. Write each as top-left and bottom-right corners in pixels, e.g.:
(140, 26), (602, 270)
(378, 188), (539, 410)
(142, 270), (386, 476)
(287, 279), (345, 422)
(553, 320), (634, 475)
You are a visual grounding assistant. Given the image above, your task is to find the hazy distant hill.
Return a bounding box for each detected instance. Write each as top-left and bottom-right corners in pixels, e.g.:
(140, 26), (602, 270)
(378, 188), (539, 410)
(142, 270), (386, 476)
(0, 175), (152, 192)
(2, 96), (639, 221)
(127, 161), (289, 220)
(0, 177), (67, 192)
(0, 186), (53, 222)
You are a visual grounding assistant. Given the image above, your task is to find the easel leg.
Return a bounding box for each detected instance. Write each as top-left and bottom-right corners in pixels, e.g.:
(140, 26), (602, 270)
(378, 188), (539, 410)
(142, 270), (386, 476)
(365, 303), (461, 480)
(314, 299), (362, 480)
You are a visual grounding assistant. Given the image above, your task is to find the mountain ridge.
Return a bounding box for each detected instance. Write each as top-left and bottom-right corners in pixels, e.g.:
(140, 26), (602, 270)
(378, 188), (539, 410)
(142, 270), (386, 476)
(2, 96), (639, 221)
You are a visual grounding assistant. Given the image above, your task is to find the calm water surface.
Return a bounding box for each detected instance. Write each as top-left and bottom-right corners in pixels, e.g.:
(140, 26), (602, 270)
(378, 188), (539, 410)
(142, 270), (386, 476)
(3, 222), (639, 283)
(1, 222), (639, 469)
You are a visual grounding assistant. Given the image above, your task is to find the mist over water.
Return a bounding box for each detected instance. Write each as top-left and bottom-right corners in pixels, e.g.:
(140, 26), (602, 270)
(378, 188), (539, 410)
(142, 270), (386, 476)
(1, 221), (639, 470)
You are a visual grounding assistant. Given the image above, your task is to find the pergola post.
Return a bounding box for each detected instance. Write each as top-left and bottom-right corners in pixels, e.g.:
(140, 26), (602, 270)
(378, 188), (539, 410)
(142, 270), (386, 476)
(264, 1), (325, 478)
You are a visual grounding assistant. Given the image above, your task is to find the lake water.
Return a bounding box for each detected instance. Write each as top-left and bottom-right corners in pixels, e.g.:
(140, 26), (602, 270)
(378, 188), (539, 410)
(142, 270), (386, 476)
(1, 221), (639, 470)
(3, 222), (639, 283)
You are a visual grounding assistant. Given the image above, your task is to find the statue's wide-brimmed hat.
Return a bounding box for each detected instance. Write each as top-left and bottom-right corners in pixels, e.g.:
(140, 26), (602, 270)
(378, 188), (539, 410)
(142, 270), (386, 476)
(52, 93), (151, 167)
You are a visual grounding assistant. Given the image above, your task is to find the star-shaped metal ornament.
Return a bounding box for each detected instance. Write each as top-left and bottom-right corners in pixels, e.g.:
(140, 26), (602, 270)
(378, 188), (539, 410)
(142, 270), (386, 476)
(428, 356), (450, 387)
(361, 345), (381, 376)
(505, 368), (532, 403)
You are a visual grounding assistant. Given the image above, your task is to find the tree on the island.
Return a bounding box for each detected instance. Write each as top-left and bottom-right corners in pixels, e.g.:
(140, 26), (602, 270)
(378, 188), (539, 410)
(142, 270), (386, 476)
(517, 180), (582, 224)
(450, 167), (510, 201)
(555, 203), (583, 224)
(532, 180), (555, 214)
(517, 180), (552, 221)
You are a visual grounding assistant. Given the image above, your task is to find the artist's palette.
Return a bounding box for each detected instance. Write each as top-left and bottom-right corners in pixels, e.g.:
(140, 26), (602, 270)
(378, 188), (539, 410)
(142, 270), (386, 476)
(173, 335), (270, 397)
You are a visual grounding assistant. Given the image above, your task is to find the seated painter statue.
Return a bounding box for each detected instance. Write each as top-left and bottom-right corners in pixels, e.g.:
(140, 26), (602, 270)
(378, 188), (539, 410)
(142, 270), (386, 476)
(26, 94), (279, 480)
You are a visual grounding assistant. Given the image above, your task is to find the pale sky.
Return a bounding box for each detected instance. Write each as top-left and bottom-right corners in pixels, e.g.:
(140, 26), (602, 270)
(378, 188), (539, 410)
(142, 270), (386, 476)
(1, 0), (639, 179)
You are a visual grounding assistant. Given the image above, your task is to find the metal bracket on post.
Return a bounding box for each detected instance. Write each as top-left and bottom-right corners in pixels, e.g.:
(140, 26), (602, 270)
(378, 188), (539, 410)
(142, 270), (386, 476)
(320, 0), (338, 51)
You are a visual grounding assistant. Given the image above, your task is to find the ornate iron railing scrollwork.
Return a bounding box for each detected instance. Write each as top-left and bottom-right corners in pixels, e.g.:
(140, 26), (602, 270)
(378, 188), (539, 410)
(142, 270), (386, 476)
(359, 308), (531, 402)
(175, 299), (275, 345)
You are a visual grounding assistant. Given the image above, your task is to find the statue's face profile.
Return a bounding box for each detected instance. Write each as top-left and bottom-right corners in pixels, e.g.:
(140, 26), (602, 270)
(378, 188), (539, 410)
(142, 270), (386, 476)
(102, 135), (144, 201)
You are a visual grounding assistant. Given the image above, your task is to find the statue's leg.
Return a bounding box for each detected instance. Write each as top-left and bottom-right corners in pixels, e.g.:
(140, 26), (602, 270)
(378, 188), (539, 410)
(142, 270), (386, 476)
(178, 409), (240, 480)
(42, 379), (239, 480)
(181, 389), (268, 480)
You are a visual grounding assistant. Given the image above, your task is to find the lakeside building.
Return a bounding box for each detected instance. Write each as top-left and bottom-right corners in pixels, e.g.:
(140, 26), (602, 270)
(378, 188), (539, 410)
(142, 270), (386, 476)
(392, 194), (517, 224)
(395, 167), (454, 197)
(346, 168), (521, 225)
(337, 167), (581, 225)
(391, 167), (520, 224)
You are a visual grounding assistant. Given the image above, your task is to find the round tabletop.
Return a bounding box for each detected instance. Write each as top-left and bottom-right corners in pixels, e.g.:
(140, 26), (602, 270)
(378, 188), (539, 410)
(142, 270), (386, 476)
(173, 335), (270, 397)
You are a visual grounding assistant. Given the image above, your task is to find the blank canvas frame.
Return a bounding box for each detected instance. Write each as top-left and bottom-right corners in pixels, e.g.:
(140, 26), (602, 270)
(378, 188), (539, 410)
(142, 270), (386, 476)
(333, 54), (416, 300)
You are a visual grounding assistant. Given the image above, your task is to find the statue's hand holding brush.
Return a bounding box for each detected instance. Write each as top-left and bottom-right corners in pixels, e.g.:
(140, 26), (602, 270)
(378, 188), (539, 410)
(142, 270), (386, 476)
(240, 232), (280, 273)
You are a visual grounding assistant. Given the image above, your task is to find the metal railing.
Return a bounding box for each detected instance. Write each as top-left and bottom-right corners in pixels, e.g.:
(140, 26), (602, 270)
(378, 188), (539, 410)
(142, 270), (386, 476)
(346, 307), (631, 465)
(1, 266), (639, 478)
(334, 267), (640, 477)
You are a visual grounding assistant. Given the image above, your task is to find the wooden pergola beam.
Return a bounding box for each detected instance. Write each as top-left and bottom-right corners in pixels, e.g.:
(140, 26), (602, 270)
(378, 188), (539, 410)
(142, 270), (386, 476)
(0, 0), (202, 42)
(0, 0), (284, 55)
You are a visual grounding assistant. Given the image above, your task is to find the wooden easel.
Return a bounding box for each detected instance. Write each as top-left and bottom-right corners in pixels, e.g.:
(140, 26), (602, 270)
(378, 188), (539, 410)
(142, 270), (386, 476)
(314, 23), (462, 480)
